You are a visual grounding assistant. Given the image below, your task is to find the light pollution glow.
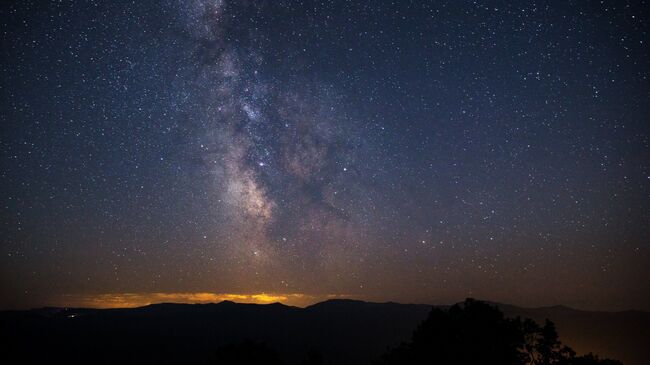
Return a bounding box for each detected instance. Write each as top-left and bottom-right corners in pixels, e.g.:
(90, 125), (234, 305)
(50, 292), (354, 309)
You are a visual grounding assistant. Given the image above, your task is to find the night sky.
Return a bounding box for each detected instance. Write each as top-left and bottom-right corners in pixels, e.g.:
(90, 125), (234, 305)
(1, 0), (649, 311)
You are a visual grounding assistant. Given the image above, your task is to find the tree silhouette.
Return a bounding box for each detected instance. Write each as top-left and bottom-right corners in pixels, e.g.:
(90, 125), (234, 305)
(520, 318), (576, 364)
(376, 299), (622, 365)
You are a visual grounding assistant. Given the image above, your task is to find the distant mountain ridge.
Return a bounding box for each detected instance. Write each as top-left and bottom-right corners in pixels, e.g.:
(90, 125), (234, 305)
(1, 299), (647, 365)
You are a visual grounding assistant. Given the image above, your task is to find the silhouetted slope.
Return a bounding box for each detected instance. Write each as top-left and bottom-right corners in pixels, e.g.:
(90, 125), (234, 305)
(0, 299), (646, 365)
(303, 300), (432, 364)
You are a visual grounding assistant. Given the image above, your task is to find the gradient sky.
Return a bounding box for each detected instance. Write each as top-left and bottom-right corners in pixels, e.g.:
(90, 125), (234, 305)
(1, 0), (649, 311)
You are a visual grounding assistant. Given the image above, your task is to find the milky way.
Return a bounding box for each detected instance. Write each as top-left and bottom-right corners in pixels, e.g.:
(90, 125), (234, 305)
(176, 0), (380, 288)
(1, 0), (648, 310)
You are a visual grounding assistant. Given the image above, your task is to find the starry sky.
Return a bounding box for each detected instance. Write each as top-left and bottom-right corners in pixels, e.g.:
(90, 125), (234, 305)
(1, 0), (649, 311)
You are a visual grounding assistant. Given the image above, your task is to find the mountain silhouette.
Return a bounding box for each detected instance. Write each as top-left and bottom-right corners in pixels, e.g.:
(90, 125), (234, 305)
(0, 299), (646, 364)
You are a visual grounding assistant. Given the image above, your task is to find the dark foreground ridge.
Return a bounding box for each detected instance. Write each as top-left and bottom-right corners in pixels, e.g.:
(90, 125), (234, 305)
(1, 299), (647, 365)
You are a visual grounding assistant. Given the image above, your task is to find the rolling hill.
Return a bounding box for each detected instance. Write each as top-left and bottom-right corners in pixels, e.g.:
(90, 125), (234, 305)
(1, 299), (646, 364)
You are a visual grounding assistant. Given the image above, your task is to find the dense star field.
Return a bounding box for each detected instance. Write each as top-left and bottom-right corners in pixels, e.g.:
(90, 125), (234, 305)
(1, 0), (648, 311)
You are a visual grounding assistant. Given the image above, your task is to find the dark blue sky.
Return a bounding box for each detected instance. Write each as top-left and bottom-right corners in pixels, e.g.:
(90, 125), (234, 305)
(1, 0), (648, 310)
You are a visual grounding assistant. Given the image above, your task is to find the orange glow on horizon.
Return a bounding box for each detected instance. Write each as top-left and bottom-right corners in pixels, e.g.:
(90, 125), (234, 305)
(50, 292), (353, 309)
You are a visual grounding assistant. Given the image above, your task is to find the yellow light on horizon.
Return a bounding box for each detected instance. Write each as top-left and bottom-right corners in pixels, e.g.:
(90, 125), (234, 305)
(51, 292), (346, 309)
